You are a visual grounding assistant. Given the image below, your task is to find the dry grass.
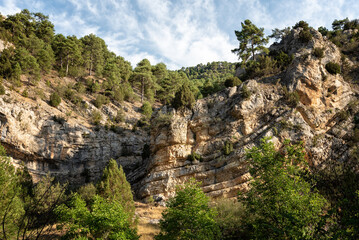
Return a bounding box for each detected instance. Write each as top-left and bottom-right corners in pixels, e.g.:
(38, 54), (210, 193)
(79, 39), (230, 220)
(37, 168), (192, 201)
(135, 202), (165, 240)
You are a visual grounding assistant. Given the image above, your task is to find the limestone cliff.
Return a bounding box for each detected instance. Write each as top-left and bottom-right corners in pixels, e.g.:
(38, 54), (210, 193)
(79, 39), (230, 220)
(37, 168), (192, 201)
(138, 27), (357, 201)
(0, 27), (358, 201)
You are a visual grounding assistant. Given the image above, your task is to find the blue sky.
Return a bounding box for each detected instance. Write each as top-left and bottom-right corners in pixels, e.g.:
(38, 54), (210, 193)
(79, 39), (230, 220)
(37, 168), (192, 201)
(0, 0), (358, 69)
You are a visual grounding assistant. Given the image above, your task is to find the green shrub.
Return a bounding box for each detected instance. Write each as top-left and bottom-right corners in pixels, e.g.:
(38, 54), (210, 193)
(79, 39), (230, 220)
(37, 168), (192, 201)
(299, 30), (313, 43)
(271, 51), (294, 70)
(155, 179), (221, 240)
(223, 140), (233, 155)
(91, 110), (102, 125)
(313, 47), (324, 58)
(214, 199), (252, 240)
(241, 85), (251, 100)
(152, 112), (173, 128)
(93, 94), (109, 108)
(294, 20), (310, 30)
(49, 92), (61, 107)
(0, 84), (5, 95)
(326, 62), (341, 75)
(172, 83), (195, 110)
(187, 152), (202, 162)
(114, 109), (125, 123)
(141, 101), (153, 119)
(22, 89), (28, 97)
(224, 77), (242, 87)
(283, 87), (300, 108)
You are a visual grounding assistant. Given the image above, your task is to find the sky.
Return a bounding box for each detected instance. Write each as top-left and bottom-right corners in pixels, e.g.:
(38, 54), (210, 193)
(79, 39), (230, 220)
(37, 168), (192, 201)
(0, 0), (358, 70)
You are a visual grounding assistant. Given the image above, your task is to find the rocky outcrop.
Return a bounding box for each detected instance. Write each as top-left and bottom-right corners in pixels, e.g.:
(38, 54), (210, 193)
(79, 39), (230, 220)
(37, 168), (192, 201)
(137, 28), (355, 200)
(1, 28), (357, 201)
(0, 90), (148, 185)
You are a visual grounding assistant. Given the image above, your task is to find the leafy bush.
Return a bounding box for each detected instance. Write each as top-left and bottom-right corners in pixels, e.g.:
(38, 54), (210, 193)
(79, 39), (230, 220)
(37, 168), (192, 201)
(91, 110), (102, 125)
(49, 92), (61, 107)
(326, 62), (341, 75)
(114, 109), (125, 123)
(271, 51), (294, 70)
(299, 29), (313, 43)
(214, 199), (252, 240)
(242, 138), (327, 239)
(241, 84), (251, 100)
(223, 140), (233, 155)
(313, 47), (325, 58)
(224, 77), (242, 87)
(56, 194), (139, 240)
(93, 94), (109, 108)
(187, 152), (202, 162)
(294, 20), (310, 30)
(155, 178), (221, 240)
(141, 101), (153, 119)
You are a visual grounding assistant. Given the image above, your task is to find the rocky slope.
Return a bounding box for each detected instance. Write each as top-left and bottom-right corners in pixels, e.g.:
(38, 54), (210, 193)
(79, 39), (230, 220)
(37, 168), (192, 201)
(137, 27), (357, 201)
(1, 27), (358, 200)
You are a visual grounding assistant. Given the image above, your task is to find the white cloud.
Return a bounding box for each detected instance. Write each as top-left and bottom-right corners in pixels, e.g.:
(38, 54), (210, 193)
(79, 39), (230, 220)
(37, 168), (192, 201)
(0, 0), (20, 16)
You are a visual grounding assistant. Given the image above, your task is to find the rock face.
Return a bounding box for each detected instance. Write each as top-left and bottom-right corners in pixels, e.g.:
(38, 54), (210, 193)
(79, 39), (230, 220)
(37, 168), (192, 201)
(137, 28), (355, 200)
(0, 28), (357, 200)
(0, 92), (148, 185)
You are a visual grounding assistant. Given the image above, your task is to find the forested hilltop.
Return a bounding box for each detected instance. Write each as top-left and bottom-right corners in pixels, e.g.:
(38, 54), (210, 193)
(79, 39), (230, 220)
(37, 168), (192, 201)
(1, 8), (359, 240)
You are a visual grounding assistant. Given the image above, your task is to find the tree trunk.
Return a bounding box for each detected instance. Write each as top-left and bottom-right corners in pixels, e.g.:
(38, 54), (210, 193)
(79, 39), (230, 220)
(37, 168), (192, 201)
(89, 54), (93, 76)
(141, 77), (144, 103)
(66, 55), (69, 76)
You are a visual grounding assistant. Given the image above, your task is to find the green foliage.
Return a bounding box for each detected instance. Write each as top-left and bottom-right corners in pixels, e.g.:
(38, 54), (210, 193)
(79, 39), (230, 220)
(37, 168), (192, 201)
(232, 19), (269, 63)
(0, 83), (5, 95)
(187, 152), (202, 162)
(241, 84), (251, 100)
(91, 110), (102, 125)
(283, 86), (300, 108)
(326, 62), (341, 74)
(269, 27), (291, 42)
(49, 92), (61, 107)
(214, 199), (252, 240)
(294, 20), (310, 30)
(313, 47), (325, 58)
(93, 94), (109, 108)
(299, 29), (313, 43)
(155, 178), (221, 240)
(223, 140), (233, 155)
(179, 61), (236, 98)
(114, 109), (125, 123)
(172, 82), (195, 110)
(224, 76), (241, 87)
(0, 147), (24, 239)
(242, 138), (327, 239)
(270, 50), (294, 70)
(77, 183), (97, 204)
(97, 159), (135, 222)
(56, 194), (139, 240)
(152, 112), (173, 129)
(141, 101), (153, 119)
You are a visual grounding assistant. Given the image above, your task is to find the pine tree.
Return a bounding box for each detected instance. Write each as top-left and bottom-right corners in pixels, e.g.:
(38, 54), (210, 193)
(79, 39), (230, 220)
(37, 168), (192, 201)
(232, 19), (269, 63)
(133, 59), (153, 103)
(97, 159), (135, 221)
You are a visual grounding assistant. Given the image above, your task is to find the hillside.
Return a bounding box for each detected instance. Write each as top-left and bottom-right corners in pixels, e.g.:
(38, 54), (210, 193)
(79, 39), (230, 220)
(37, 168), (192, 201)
(1, 9), (359, 239)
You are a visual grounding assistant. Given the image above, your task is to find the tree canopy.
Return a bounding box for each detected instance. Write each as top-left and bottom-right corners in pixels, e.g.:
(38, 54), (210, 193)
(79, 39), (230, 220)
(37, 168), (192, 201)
(232, 19), (268, 63)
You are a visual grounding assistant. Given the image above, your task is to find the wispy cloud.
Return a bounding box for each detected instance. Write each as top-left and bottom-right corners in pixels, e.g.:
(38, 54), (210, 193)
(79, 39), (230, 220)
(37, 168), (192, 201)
(1, 0), (359, 69)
